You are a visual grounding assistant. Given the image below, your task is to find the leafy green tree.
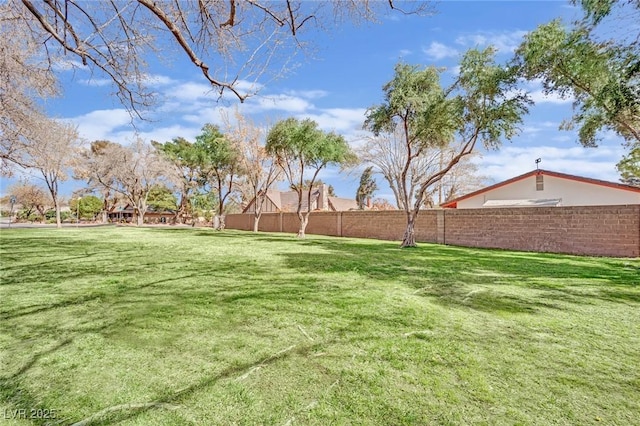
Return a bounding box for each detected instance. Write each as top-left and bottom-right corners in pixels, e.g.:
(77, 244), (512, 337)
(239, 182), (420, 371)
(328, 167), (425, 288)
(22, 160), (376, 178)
(266, 118), (356, 238)
(355, 166), (378, 209)
(514, 1), (639, 149)
(70, 195), (103, 221)
(194, 124), (242, 230)
(153, 137), (201, 223)
(147, 185), (178, 212)
(190, 191), (218, 224)
(617, 146), (640, 187)
(365, 49), (529, 247)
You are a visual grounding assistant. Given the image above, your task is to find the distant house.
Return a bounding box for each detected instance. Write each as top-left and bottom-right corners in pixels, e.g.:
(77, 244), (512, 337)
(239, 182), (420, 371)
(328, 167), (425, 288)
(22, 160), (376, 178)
(243, 184), (358, 213)
(441, 169), (640, 209)
(108, 204), (176, 223)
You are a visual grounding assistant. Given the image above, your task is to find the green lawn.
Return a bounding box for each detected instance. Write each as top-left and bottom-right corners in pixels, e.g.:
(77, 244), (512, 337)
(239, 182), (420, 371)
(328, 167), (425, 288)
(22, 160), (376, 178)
(0, 227), (638, 425)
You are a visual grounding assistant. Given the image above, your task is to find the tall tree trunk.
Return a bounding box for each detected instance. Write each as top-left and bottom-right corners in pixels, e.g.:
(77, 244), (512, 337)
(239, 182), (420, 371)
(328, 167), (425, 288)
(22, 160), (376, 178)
(297, 212), (309, 238)
(401, 211), (417, 248)
(101, 210), (108, 223)
(214, 196), (225, 230)
(135, 204), (145, 226)
(54, 200), (62, 229)
(176, 194), (188, 224)
(253, 194), (264, 232)
(215, 214), (226, 230)
(253, 212), (261, 232)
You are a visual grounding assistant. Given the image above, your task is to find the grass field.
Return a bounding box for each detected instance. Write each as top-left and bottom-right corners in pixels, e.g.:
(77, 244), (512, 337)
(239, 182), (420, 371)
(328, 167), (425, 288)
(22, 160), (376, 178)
(0, 227), (638, 425)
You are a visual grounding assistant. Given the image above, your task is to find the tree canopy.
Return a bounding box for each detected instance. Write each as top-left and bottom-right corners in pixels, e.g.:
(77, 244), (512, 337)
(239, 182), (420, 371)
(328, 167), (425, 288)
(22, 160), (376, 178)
(514, 0), (639, 150)
(266, 117), (355, 237)
(153, 137), (201, 223)
(616, 146), (640, 187)
(194, 123), (242, 229)
(365, 48), (529, 247)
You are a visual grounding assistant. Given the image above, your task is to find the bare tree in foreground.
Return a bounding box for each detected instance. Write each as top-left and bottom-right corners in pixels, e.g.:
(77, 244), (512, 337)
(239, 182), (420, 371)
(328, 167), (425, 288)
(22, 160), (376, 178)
(0, 3), (58, 173)
(12, 0), (432, 117)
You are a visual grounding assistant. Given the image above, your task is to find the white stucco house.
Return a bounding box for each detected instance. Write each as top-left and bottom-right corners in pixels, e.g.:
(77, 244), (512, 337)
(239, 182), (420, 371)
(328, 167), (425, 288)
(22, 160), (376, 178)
(440, 169), (640, 209)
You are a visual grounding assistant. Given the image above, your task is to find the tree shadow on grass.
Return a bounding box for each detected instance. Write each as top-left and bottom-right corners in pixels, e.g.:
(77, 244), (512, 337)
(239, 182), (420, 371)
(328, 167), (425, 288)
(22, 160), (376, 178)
(0, 266), (333, 425)
(278, 238), (640, 313)
(0, 274), (200, 321)
(419, 284), (563, 314)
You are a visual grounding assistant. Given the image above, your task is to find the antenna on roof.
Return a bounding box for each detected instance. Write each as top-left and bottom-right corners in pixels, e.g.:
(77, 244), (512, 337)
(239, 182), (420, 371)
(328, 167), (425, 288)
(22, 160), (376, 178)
(535, 158), (542, 170)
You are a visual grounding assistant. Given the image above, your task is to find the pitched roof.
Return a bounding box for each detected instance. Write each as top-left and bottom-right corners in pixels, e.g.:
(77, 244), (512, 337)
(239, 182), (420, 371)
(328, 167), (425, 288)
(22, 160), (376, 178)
(441, 169), (640, 208)
(242, 186), (358, 213)
(241, 188), (321, 213)
(328, 196), (358, 211)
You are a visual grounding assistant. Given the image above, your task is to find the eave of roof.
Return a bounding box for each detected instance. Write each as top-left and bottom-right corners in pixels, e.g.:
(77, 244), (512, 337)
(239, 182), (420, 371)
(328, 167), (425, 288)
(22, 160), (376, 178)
(440, 169), (640, 208)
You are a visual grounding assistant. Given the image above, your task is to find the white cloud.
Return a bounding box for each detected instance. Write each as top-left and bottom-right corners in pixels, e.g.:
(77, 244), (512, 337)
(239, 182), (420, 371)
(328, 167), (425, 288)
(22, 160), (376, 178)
(478, 145), (625, 183)
(51, 59), (87, 71)
(180, 105), (232, 126)
(423, 42), (459, 60)
(552, 135), (572, 143)
(78, 78), (111, 87)
(110, 124), (202, 145)
(233, 79), (265, 93)
(68, 109), (132, 141)
(455, 30), (528, 53)
(514, 79), (575, 104)
(284, 89), (329, 99)
(393, 49), (413, 60)
(528, 90), (573, 104)
(170, 82), (219, 101)
(296, 108), (367, 133)
(142, 74), (176, 87)
(249, 94), (313, 113)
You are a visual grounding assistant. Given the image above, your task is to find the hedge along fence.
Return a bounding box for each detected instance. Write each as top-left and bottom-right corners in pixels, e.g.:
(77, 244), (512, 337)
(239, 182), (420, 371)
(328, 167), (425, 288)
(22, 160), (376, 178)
(225, 204), (640, 257)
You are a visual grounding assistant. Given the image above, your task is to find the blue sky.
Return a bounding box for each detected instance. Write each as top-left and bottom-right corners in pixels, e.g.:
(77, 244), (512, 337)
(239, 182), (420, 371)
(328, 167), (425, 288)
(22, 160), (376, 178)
(6, 1), (629, 202)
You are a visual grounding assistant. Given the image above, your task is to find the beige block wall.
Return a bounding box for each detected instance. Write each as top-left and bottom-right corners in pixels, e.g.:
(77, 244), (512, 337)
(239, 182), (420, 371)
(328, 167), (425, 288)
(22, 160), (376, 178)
(224, 205), (640, 257)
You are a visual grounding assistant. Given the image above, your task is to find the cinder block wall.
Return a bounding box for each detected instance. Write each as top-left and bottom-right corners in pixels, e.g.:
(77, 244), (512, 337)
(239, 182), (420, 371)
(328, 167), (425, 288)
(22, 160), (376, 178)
(442, 205), (640, 257)
(224, 205), (640, 257)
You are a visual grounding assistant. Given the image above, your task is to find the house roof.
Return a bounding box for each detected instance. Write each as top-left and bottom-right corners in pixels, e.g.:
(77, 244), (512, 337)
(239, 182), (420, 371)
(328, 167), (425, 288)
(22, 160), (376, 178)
(242, 188), (321, 213)
(242, 185), (358, 213)
(441, 169), (640, 208)
(328, 196), (358, 211)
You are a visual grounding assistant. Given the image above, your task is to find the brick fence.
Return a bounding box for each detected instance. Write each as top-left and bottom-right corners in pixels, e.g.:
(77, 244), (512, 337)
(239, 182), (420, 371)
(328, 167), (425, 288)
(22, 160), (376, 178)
(225, 205), (640, 257)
